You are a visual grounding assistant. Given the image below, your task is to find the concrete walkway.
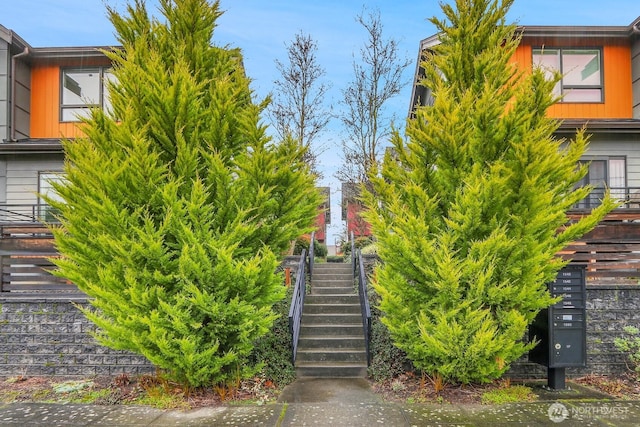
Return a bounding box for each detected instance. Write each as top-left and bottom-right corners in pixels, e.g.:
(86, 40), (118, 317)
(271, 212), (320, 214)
(2, 378), (640, 426)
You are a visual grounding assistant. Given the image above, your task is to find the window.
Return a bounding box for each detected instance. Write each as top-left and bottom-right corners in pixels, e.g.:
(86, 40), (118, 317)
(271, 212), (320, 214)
(575, 157), (625, 209)
(38, 172), (65, 222)
(533, 48), (602, 103)
(61, 67), (114, 122)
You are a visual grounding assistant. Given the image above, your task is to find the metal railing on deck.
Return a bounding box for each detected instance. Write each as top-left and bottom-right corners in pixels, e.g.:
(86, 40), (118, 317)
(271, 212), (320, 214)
(351, 232), (372, 366)
(573, 187), (640, 210)
(288, 248), (308, 364)
(0, 204), (60, 224)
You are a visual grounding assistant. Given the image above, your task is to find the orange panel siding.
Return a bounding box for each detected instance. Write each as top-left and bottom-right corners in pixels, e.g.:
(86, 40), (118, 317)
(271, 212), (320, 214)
(511, 40), (633, 120)
(30, 57), (111, 139)
(30, 65), (84, 138)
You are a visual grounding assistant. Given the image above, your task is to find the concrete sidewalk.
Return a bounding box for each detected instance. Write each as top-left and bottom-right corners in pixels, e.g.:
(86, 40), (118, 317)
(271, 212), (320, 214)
(1, 378), (640, 426)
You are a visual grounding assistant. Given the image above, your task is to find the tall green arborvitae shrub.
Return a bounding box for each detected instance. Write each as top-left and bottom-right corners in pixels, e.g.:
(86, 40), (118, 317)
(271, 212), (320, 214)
(363, 0), (616, 384)
(47, 0), (320, 388)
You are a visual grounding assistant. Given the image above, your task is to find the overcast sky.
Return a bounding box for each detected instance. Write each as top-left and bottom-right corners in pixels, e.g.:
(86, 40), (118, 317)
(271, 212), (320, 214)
(3, 0), (640, 244)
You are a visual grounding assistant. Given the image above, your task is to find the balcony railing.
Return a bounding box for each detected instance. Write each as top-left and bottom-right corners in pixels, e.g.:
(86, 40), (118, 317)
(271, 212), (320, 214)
(0, 204), (60, 225)
(572, 187), (640, 211)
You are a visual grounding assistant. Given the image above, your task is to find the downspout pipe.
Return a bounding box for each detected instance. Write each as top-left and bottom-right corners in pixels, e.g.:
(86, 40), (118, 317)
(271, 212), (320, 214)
(10, 45), (29, 142)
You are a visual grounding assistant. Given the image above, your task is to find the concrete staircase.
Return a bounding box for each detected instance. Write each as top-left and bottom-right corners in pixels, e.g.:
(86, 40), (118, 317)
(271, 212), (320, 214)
(295, 262), (368, 378)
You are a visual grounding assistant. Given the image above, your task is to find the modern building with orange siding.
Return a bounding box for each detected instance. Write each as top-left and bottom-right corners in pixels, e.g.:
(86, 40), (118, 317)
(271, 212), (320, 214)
(1, 24), (115, 220)
(411, 18), (640, 208)
(1, 24), (330, 236)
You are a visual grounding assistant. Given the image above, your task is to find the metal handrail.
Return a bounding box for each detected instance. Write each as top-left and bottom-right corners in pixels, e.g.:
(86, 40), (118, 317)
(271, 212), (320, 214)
(288, 248), (307, 364)
(351, 231), (372, 366)
(356, 248), (372, 366)
(309, 231), (315, 279)
(350, 231), (356, 279)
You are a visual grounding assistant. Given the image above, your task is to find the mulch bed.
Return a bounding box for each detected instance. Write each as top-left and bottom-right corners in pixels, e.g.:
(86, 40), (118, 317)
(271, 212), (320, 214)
(2, 372), (640, 408)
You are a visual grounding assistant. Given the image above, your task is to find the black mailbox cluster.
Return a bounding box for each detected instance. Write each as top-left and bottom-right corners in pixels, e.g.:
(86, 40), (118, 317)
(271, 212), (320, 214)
(529, 265), (586, 389)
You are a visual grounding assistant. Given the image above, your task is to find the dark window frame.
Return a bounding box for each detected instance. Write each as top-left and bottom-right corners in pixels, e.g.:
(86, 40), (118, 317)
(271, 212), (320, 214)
(59, 66), (113, 123)
(532, 47), (604, 104)
(38, 171), (65, 223)
(576, 156), (626, 209)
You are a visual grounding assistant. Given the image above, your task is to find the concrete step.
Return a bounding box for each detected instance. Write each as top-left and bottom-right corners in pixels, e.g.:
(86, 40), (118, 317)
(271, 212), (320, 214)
(303, 303), (361, 315)
(313, 264), (352, 273)
(296, 349), (367, 363)
(304, 295), (360, 305)
(312, 277), (353, 286)
(313, 273), (353, 282)
(301, 313), (363, 326)
(300, 324), (364, 337)
(311, 287), (355, 295)
(295, 362), (368, 378)
(297, 336), (365, 349)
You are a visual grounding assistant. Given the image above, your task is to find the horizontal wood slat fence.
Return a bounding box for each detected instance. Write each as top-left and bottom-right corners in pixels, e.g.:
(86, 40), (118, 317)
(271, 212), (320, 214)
(2, 209), (640, 296)
(0, 252), (82, 295)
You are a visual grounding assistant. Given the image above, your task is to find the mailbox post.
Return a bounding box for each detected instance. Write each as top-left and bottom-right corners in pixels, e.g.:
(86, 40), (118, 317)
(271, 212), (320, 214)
(529, 265), (587, 389)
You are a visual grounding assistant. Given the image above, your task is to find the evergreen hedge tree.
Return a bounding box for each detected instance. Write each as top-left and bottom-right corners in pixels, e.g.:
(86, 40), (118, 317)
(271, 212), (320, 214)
(363, 0), (616, 384)
(47, 0), (321, 388)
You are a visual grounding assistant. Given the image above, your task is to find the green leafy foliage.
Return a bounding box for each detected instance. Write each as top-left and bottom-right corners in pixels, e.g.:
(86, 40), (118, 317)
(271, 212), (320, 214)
(614, 326), (640, 379)
(249, 286), (296, 387)
(481, 385), (535, 404)
(368, 280), (412, 382)
(293, 236), (327, 258)
(341, 236), (374, 258)
(368, 317), (411, 382)
(364, 0), (616, 384)
(46, 0), (320, 388)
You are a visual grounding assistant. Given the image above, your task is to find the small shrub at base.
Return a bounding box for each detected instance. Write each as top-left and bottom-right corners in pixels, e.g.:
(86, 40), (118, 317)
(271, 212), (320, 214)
(481, 385), (535, 405)
(614, 325), (640, 379)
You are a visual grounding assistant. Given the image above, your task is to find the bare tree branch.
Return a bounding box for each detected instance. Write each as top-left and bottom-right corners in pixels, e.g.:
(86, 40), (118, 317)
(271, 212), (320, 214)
(269, 31), (332, 175)
(336, 7), (411, 185)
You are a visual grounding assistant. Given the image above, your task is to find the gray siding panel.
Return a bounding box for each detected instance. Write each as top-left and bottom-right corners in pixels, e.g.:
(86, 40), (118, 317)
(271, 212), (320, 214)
(12, 58), (30, 139)
(0, 159), (6, 204)
(13, 107), (29, 140)
(0, 107), (6, 139)
(14, 82), (29, 110)
(0, 75), (6, 100)
(0, 43), (8, 141)
(632, 36), (640, 58)
(5, 155), (64, 205)
(633, 39), (640, 119)
(585, 136), (640, 187)
(0, 48), (7, 100)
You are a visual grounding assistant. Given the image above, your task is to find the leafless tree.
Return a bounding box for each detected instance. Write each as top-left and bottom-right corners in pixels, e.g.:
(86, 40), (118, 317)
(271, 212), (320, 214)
(269, 31), (332, 175)
(336, 8), (411, 185)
